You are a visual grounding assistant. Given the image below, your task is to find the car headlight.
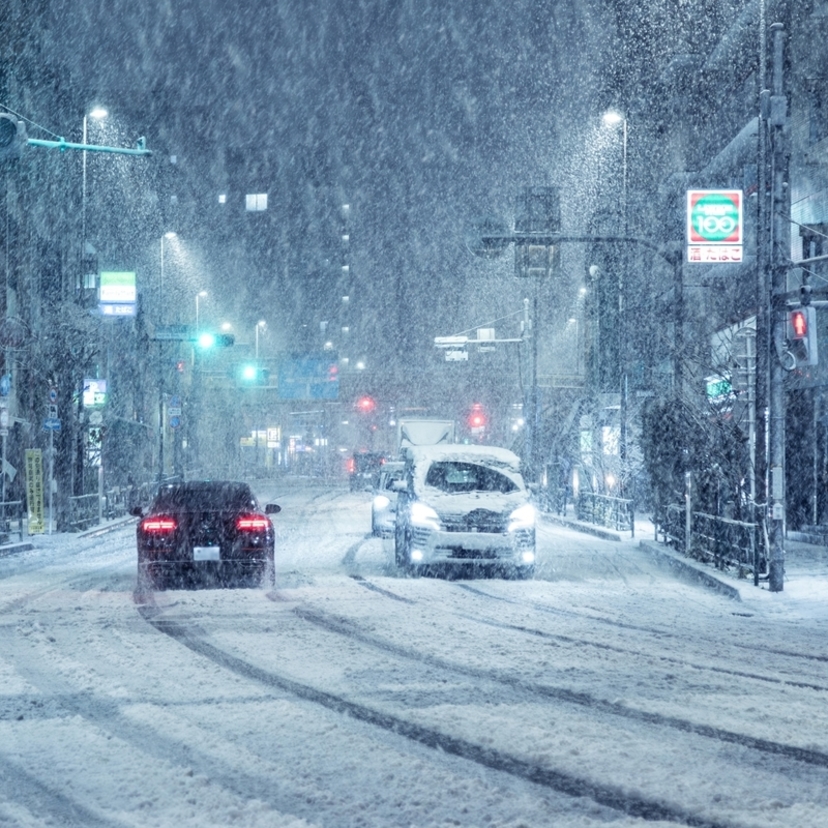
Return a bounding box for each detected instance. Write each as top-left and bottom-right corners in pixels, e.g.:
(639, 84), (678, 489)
(410, 501), (441, 529)
(373, 495), (391, 510)
(508, 503), (536, 531)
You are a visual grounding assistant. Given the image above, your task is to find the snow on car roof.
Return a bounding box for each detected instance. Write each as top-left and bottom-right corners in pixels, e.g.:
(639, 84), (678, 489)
(407, 443), (522, 469)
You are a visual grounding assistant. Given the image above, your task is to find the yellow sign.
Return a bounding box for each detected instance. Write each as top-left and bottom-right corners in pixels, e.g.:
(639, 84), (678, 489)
(25, 449), (45, 534)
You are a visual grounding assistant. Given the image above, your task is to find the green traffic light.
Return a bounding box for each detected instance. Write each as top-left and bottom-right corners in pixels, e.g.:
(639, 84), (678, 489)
(241, 364), (258, 381)
(197, 332), (216, 348)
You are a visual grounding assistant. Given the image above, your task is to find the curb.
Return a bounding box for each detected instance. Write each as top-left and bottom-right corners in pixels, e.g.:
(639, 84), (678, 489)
(0, 541), (35, 558)
(639, 540), (742, 601)
(540, 513), (623, 542)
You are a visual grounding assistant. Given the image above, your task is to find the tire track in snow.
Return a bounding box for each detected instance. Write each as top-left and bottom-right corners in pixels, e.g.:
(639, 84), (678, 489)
(0, 755), (126, 828)
(138, 604), (738, 828)
(292, 603), (828, 771)
(453, 583), (828, 664)
(348, 577), (828, 690)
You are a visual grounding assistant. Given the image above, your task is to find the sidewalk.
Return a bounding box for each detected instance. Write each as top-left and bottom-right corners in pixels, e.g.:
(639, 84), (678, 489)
(542, 504), (828, 613)
(0, 514), (136, 558)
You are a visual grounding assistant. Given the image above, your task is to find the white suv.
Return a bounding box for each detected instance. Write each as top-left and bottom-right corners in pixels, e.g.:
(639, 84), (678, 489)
(393, 444), (535, 578)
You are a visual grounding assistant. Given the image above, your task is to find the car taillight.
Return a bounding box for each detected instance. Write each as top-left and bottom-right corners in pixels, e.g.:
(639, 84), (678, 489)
(141, 516), (177, 533)
(236, 515), (271, 532)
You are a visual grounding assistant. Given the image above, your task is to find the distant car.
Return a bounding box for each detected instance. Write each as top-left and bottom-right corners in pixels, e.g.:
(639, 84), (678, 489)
(394, 445), (535, 578)
(348, 451), (386, 491)
(371, 460), (405, 536)
(133, 480), (280, 589)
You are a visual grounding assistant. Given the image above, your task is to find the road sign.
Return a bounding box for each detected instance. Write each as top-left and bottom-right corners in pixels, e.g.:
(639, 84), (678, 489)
(48, 387), (58, 404)
(42, 417), (61, 432)
(169, 415), (181, 429)
(687, 190), (742, 244)
(687, 189), (743, 263)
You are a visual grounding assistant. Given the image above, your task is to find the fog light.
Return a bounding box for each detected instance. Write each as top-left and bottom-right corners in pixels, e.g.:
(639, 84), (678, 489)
(521, 551), (535, 564)
(411, 549), (424, 562)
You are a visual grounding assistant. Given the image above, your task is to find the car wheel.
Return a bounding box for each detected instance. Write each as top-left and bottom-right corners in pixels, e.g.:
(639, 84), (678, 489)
(261, 557), (275, 588)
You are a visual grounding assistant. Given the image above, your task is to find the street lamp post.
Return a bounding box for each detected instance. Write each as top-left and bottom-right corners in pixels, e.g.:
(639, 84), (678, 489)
(195, 291), (208, 329)
(81, 107), (107, 289)
(157, 232), (177, 484)
(602, 109), (629, 496)
(255, 320), (266, 359)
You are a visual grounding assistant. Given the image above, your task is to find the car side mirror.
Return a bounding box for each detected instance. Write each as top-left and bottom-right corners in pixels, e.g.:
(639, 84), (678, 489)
(527, 482), (539, 493)
(265, 503), (281, 515)
(129, 506), (144, 518)
(390, 480), (407, 492)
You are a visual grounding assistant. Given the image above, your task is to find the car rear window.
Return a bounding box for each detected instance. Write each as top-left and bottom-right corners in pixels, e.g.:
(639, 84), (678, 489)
(152, 482), (257, 511)
(424, 461), (518, 494)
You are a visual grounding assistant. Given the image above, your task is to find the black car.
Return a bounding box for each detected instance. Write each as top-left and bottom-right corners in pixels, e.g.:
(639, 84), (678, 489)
(133, 480), (280, 589)
(348, 451), (386, 491)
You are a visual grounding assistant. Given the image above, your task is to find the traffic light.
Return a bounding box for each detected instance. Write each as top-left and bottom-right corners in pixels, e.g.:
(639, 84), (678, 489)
(238, 362), (269, 385)
(195, 332), (235, 349)
(0, 114), (28, 163)
(356, 395), (376, 414)
(468, 403), (487, 433)
(787, 306), (818, 366)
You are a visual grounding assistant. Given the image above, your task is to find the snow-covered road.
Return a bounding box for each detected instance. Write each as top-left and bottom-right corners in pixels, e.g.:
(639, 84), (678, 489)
(1, 482), (827, 827)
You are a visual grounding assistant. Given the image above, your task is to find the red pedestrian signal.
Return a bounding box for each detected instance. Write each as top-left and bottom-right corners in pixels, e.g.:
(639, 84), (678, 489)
(789, 309), (808, 339)
(787, 307), (819, 367)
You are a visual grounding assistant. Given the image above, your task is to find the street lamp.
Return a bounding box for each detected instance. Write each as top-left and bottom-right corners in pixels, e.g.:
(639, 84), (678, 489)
(81, 107), (107, 285)
(255, 319), (266, 359)
(195, 290), (208, 329)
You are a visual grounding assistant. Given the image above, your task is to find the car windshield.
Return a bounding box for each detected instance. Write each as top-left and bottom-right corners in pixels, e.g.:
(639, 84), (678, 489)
(423, 461), (519, 494)
(152, 482), (258, 512)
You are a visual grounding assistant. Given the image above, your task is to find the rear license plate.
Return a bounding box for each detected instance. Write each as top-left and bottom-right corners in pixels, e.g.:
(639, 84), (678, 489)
(193, 546), (220, 561)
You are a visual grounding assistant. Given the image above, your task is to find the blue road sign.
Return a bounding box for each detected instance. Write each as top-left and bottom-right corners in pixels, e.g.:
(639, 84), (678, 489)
(42, 417), (61, 432)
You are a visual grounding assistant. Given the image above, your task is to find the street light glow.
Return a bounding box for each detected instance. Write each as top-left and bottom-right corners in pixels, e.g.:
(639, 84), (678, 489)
(602, 109), (624, 126)
(88, 107), (108, 120)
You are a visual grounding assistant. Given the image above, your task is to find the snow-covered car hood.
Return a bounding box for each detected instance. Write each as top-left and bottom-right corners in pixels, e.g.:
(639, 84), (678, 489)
(418, 488), (530, 516)
(408, 444), (530, 516)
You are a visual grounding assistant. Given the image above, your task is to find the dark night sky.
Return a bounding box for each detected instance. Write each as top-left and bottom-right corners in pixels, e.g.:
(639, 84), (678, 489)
(10, 0), (745, 410)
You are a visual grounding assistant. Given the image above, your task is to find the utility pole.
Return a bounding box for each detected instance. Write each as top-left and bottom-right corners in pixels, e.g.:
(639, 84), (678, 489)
(767, 22), (790, 592)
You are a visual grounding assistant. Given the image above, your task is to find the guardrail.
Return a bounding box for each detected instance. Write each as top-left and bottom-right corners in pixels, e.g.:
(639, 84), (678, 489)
(68, 493), (101, 531)
(657, 505), (763, 581)
(576, 493), (635, 536)
(0, 500), (24, 543)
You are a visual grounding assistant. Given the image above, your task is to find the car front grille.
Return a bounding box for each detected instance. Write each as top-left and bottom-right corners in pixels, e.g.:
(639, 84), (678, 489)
(442, 509), (509, 533)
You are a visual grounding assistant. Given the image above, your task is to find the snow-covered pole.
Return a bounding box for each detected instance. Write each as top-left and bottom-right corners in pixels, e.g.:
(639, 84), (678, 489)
(767, 21), (790, 592)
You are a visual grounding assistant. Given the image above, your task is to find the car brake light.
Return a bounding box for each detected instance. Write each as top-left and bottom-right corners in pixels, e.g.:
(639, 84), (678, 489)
(141, 516), (177, 533)
(236, 515), (271, 531)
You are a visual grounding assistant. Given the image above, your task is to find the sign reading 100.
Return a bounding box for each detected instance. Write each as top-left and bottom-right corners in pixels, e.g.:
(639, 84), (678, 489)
(687, 190), (743, 244)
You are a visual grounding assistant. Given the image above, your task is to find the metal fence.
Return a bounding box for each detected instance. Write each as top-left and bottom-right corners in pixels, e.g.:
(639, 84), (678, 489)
(0, 500), (24, 543)
(657, 505), (762, 581)
(68, 493), (101, 531)
(576, 493), (635, 536)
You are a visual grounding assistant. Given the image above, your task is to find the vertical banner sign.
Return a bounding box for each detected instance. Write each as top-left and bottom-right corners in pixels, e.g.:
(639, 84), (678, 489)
(25, 449), (45, 534)
(686, 190), (743, 263)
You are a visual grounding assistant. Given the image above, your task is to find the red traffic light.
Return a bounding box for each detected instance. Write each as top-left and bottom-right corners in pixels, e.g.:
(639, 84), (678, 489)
(356, 395), (376, 414)
(468, 403), (487, 430)
(790, 309), (808, 340)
